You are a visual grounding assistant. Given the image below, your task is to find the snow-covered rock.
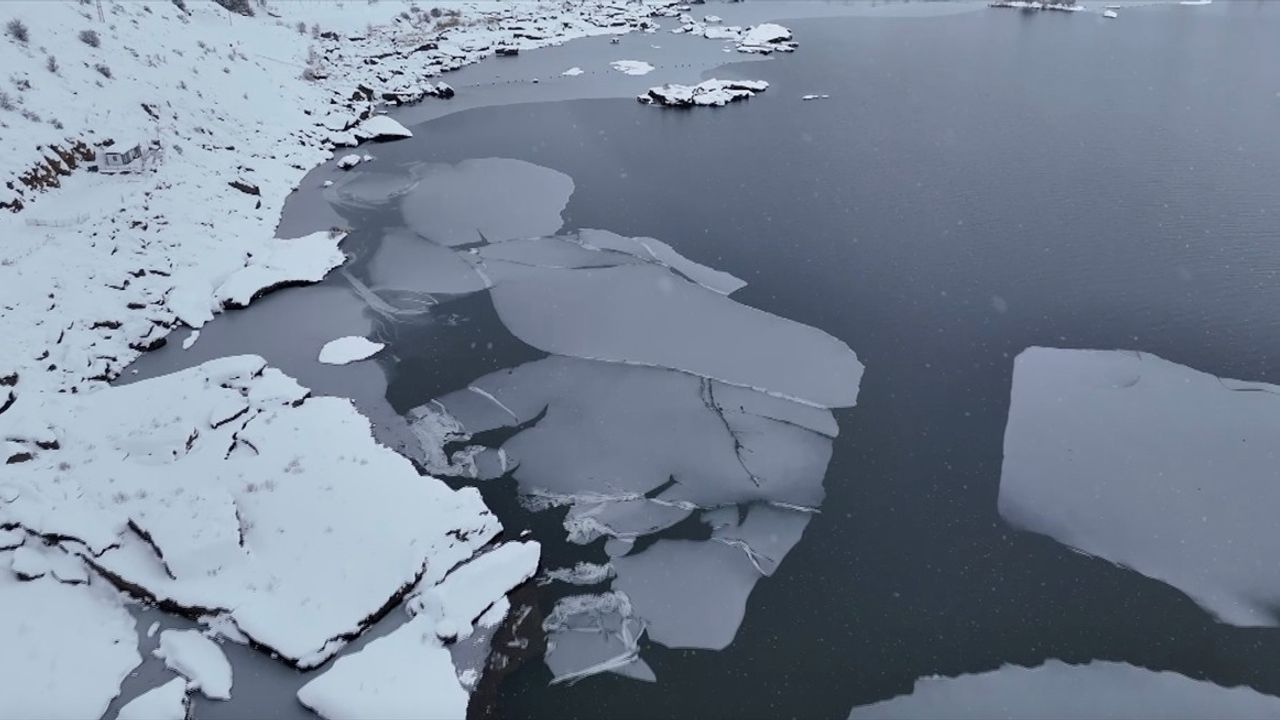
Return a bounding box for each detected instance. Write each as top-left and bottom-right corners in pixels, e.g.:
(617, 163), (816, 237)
(610, 60), (656, 75)
(1001, 348), (1280, 627)
(318, 336), (385, 365)
(352, 116), (414, 142)
(0, 355), (500, 668)
(214, 231), (347, 311)
(638, 79), (769, 107)
(849, 660), (1280, 719)
(154, 629), (233, 701)
(736, 23), (797, 54)
(115, 677), (191, 720)
(0, 568), (139, 720)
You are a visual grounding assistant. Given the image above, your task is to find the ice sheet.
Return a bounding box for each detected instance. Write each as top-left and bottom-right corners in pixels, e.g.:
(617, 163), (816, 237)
(1001, 348), (1280, 626)
(849, 660), (1280, 719)
(400, 159), (573, 247)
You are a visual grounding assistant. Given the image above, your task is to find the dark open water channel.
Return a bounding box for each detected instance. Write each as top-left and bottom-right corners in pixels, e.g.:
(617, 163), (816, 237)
(125, 3), (1280, 718)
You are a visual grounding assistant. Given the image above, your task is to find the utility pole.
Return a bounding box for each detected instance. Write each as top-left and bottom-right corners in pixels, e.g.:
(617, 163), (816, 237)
(96, 0), (104, 22)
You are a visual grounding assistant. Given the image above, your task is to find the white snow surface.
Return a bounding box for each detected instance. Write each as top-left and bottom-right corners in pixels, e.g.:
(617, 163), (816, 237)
(154, 629), (233, 700)
(1001, 348), (1280, 627)
(115, 677), (191, 720)
(610, 60), (656, 75)
(0, 355), (500, 667)
(849, 660), (1280, 719)
(318, 336), (385, 365)
(0, 565), (140, 720)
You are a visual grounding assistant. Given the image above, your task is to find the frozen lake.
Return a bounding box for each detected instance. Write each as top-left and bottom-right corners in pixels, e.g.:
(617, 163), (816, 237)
(121, 1), (1280, 717)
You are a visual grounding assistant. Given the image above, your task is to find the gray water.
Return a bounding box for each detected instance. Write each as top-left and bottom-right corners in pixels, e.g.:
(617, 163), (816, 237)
(120, 1), (1280, 718)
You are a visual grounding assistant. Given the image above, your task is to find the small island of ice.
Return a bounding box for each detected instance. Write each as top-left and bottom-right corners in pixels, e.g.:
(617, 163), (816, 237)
(318, 336), (385, 365)
(638, 79), (769, 107)
(610, 60), (655, 75)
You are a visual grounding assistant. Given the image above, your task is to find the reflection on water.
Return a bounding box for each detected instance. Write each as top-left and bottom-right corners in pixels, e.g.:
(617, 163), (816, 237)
(327, 157), (863, 683)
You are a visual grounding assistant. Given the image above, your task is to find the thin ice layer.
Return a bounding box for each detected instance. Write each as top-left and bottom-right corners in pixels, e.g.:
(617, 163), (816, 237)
(848, 660), (1280, 720)
(0, 568), (140, 720)
(420, 356), (831, 509)
(400, 159), (573, 247)
(297, 615), (467, 720)
(0, 355), (500, 668)
(1000, 348), (1280, 627)
(366, 229), (488, 294)
(154, 629), (233, 700)
(489, 264), (862, 407)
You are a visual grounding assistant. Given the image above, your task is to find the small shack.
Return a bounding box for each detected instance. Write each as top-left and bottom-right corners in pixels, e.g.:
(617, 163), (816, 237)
(96, 143), (158, 175)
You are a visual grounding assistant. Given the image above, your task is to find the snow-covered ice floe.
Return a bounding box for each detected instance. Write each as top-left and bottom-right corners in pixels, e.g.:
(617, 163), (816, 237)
(562, 66), (586, 76)
(802, 94), (831, 101)
(348, 159), (864, 683)
(639, 79), (769, 107)
(0, 562), (140, 719)
(0, 354), (500, 669)
(848, 660), (1280, 719)
(1001, 347), (1280, 626)
(154, 629), (233, 700)
(989, 1), (1085, 11)
(735, 23), (799, 54)
(610, 60), (656, 75)
(211, 231), (348, 313)
(115, 677), (191, 720)
(352, 115), (414, 142)
(318, 336), (385, 365)
(298, 541), (540, 719)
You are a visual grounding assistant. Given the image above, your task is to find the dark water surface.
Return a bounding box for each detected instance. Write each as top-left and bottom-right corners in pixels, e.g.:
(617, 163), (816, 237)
(389, 6), (1280, 719)
(125, 2), (1280, 718)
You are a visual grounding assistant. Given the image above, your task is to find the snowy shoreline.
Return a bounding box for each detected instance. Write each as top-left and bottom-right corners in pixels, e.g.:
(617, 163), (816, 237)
(0, 1), (827, 717)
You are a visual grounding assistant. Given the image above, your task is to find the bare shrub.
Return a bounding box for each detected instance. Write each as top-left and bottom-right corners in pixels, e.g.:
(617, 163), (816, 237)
(5, 19), (28, 43)
(0, 91), (13, 111)
(78, 29), (100, 47)
(94, 63), (112, 79)
(296, 21), (306, 34)
(45, 55), (58, 73)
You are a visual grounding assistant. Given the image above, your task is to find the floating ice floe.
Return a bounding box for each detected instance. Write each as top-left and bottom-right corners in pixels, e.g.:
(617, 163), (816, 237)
(610, 59), (656, 75)
(214, 231), (348, 310)
(0, 566), (140, 720)
(401, 159), (574, 247)
(116, 677), (191, 720)
(297, 614), (466, 720)
(1001, 348), (1280, 627)
(639, 79), (769, 107)
(154, 629), (233, 700)
(299, 541), (540, 719)
(988, 0), (1085, 11)
(333, 158), (861, 684)
(802, 94), (831, 101)
(736, 23), (798, 54)
(318, 336), (385, 365)
(0, 355), (499, 669)
(182, 330), (200, 350)
(352, 115), (414, 142)
(562, 66), (585, 76)
(848, 660), (1280, 719)
(337, 154), (363, 170)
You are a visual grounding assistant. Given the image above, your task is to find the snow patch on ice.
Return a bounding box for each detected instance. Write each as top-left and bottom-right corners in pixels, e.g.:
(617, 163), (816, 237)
(562, 66), (585, 76)
(318, 336), (385, 366)
(610, 60), (656, 75)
